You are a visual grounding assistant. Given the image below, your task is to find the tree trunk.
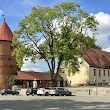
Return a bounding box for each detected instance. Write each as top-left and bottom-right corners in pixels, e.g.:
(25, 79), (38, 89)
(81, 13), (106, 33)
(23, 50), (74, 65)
(51, 55), (63, 87)
(51, 79), (57, 87)
(50, 71), (57, 87)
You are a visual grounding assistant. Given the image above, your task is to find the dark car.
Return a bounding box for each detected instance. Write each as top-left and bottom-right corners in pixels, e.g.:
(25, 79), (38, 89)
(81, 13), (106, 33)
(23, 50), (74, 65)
(26, 88), (37, 96)
(1, 89), (19, 95)
(49, 87), (72, 96)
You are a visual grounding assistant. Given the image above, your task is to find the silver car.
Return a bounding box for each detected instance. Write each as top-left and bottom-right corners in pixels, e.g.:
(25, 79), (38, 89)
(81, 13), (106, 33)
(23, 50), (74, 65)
(49, 87), (72, 96)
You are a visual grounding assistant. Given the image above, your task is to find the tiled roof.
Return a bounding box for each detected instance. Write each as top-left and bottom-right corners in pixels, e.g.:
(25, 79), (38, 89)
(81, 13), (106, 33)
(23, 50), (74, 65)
(0, 21), (13, 41)
(83, 48), (110, 68)
(15, 71), (63, 81)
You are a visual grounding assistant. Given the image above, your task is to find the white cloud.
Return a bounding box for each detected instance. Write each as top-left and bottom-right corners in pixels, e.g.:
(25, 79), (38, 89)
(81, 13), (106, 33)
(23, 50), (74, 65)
(103, 47), (110, 52)
(21, 58), (49, 72)
(95, 12), (110, 50)
(95, 12), (110, 33)
(0, 10), (3, 17)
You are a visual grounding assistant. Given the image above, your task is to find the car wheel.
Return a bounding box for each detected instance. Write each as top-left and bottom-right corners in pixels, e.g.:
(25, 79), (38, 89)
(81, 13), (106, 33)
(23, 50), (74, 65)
(26, 94), (29, 96)
(16, 93), (19, 95)
(66, 93), (72, 96)
(32, 93), (34, 96)
(69, 92), (72, 96)
(45, 92), (49, 96)
(51, 94), (54, 96)
(58, 93), (62, 96)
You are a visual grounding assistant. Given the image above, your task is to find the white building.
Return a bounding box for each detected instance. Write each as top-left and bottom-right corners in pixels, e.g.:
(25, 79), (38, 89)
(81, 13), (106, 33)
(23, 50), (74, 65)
(63, 48), (110, 86)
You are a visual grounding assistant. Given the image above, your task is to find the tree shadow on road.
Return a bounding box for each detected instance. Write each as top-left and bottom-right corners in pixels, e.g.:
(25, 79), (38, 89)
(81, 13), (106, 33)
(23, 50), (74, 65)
(0, 97), (110, 110)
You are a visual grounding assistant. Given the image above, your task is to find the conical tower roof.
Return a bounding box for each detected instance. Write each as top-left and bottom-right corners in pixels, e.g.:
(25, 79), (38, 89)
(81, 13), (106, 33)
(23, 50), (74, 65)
(0, 21), (13, 41)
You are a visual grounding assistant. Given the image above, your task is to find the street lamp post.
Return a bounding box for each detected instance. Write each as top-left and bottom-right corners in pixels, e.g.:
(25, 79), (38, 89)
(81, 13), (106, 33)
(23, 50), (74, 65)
(33, 79), (37, 88)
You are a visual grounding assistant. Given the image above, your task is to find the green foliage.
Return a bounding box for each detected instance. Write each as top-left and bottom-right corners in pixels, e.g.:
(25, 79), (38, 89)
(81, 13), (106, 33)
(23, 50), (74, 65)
(12, 2), (100, 82)
(9, 75), (16, 87)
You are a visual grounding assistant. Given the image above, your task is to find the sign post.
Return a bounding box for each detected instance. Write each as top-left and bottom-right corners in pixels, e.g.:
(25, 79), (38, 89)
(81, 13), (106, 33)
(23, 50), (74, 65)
(33, 79), (37, 88)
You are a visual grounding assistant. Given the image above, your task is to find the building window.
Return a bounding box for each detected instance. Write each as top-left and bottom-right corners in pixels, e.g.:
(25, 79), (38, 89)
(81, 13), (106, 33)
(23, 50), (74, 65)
(94, 69), (96, 76)
(70, 81), (71, 85)
(99, 70), (101, 77)
(108, 70), (110, 77)
(103, 70), (105, 77)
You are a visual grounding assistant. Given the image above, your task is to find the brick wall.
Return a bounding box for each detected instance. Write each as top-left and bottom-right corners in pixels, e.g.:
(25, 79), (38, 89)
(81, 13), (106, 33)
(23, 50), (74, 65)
(0, 41), (18, 89)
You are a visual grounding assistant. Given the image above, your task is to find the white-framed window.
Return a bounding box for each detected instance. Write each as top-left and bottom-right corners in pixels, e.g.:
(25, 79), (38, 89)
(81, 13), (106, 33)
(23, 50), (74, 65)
(103, 70), (105, 77)
(108, 70), (110, 77)
(99, 70), (101, 77)
(94, 69), (96, 76)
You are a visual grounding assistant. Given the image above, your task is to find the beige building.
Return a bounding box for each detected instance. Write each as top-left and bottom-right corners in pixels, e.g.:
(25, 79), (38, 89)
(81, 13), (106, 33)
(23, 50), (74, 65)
(62, 48), (110, 87)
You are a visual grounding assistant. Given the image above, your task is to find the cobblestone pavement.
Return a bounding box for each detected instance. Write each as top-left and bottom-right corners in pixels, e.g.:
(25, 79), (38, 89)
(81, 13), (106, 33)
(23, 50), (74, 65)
(0, 95), (110, 110)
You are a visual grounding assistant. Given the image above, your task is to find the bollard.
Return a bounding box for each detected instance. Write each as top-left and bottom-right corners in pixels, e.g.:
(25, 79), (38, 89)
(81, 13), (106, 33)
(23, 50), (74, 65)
(89, 89), (90, 95)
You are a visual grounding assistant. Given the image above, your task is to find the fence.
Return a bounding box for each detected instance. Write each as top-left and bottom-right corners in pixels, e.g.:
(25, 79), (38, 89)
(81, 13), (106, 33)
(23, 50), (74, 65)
(67, 86), (110, 96)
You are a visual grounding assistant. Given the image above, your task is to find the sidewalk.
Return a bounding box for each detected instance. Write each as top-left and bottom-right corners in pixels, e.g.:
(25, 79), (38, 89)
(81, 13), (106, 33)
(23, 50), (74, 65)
(66, 86), (110, 96)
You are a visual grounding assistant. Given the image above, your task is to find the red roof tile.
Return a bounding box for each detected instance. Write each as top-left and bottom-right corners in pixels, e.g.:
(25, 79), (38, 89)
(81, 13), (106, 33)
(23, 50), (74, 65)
(0, 21), (13, 41)
(15, 71), (63, 81)
(83, 48), (110, 68)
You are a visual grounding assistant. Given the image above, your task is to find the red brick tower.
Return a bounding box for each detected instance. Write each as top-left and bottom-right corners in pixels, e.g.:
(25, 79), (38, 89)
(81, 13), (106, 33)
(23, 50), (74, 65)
(0, 21), (18, 89)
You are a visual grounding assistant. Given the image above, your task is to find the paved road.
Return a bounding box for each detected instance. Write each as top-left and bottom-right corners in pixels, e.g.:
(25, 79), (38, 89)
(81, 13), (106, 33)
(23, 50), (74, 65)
(0, 95), (110, 110)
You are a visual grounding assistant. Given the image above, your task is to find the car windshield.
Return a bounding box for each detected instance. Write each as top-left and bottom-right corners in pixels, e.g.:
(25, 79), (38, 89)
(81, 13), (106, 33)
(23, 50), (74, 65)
(38, 88), (44, 90)
(33, 88), (37, 90)
(50, 87), (56, 90)
(45, 87), (50, 89)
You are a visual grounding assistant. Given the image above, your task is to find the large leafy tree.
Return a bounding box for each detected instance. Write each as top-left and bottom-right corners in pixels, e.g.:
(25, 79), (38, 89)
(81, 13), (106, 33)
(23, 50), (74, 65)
(12, 2), (100, 86)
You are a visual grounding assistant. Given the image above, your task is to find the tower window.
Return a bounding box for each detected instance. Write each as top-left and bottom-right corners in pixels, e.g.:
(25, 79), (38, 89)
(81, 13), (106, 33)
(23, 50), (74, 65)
(10, 65), (13, 68)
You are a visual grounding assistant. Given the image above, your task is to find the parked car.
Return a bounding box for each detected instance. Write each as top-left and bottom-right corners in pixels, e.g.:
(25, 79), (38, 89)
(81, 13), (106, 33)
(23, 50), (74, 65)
(49, 87), (72, 96)
(26, 88), (37, 96)
(1, 89), (19, 95)
(37, 87), (50, 96)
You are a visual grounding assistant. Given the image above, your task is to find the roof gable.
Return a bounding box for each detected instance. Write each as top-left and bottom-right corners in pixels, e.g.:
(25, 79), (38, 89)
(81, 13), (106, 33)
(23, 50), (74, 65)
(0, 21), (13, 41)
(83, 48), (110, 68)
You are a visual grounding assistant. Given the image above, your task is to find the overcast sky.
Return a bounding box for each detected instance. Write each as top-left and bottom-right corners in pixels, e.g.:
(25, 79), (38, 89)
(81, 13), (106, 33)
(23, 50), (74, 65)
(0, 0), (110, 72)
